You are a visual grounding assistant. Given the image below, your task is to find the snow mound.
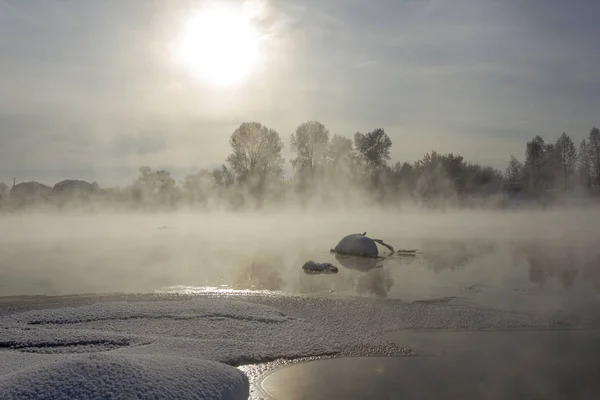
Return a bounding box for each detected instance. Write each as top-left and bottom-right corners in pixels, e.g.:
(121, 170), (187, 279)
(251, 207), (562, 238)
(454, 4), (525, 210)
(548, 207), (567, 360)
(0, 353), (248, 400)
(334, 233), (379, 257)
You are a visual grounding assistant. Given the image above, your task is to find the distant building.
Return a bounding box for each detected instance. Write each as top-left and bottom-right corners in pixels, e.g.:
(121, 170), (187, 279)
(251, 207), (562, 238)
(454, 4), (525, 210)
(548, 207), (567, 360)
(52, 180), (98, 204)
(53, 179), (97, 194)
(10, 181), (53, 204)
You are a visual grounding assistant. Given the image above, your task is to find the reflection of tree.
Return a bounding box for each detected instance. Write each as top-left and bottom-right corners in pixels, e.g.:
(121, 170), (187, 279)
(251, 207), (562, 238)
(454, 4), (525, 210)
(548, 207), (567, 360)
(516, 243), (584, 290)
(581, 252), (600, 292)
(293, 254), (395, 297)
(420, 240), (495, 273)
(528, 262), (548, 287)
(355, 268), (394, 298)
(232, 254), (284, 291)
(558, 269), (578, 289)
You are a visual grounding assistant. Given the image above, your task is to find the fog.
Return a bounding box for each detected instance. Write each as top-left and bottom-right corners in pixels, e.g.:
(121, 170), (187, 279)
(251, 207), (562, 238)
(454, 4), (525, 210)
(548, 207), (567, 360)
(1, 206), (599, 307)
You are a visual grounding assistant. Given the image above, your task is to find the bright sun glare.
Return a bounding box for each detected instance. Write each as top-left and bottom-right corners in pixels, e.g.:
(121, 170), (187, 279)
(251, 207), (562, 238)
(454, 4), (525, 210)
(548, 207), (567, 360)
(172, 2), (262, 87)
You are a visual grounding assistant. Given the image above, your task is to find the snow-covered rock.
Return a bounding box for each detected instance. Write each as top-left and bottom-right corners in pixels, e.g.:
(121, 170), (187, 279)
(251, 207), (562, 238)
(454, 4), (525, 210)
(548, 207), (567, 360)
(333, 233), (379, 257)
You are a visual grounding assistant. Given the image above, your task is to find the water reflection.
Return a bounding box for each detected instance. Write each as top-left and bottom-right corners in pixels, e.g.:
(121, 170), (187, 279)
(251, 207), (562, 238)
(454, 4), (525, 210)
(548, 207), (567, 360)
(232, 254), (285, 291)
(418, 239), (496, 273)
(334, 254), (382, 272)
(261, 329), (600, 400)
(417, 238), (600, 293)
(222, 238), (600, 299)
(332, 254), (398, 298)
(583, 261), (600, 293)
(355, 268), (394, 298)
(513, 242), (600, 292)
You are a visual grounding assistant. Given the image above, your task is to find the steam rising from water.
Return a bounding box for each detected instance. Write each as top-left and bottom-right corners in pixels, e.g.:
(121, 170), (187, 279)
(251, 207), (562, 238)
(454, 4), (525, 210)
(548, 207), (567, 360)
(1, 207), (599, 308)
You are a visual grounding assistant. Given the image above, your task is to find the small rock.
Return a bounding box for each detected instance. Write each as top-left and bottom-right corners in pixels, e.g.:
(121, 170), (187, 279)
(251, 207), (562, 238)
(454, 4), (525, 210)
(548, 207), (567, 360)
(302, 261), (339, 275)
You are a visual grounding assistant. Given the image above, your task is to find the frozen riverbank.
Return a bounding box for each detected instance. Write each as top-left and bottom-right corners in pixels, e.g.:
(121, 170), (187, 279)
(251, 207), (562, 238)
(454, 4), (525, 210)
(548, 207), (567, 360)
(1, 291), (598, 399)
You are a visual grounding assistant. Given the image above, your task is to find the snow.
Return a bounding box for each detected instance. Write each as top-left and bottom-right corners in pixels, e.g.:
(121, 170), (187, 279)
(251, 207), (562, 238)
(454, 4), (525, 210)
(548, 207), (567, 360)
(0, 353), (248, 400)
(334, 233), (379, 257)
(4, 299), (289, 326)
(0, 294), (591, 399)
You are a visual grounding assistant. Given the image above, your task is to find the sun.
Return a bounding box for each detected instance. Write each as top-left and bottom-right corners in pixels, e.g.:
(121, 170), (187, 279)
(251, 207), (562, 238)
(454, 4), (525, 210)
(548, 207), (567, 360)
(172, 2), (262, 87)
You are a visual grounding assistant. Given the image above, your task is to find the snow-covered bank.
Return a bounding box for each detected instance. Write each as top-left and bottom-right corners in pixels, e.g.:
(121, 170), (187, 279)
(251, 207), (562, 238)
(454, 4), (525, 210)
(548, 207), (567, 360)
(0, 294), (598, 399)
(0, 353), (248, 400)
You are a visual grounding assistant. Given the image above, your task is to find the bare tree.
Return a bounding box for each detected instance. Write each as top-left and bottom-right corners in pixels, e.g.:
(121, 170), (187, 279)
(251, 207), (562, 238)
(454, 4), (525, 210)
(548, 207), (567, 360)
(212, 165), (234, 188)
(182, 170), (213, 206)
(327, 135), (355, 168)
(578, 139), (592, 190)
(290, 121), (330, 186)
(555, 132), (577, 192)
(353, 128), (392, 169)
(133, 166), (179, 207)
(524, 135), (545, 193)
(354, 128), (392, 192)
(324, 134), (358, 186)
(226, 121), (284, 199)
(541, 142), (563, 191)
(587, 127), (600, 187)
(391, 162), (416, 195)
(505, 156), (524, 182)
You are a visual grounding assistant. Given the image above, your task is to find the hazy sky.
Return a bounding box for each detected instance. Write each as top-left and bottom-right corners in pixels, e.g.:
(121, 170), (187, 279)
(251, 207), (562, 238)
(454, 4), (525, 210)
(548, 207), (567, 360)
(1, 0), (599, 186)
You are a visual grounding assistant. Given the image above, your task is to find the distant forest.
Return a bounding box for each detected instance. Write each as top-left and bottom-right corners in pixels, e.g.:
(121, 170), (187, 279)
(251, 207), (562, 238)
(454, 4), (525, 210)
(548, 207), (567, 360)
(2, 122), (600, 211)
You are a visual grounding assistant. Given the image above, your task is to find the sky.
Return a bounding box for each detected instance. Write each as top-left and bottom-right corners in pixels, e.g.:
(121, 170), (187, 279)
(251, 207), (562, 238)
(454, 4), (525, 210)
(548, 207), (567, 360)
(1, 0), (599, 187)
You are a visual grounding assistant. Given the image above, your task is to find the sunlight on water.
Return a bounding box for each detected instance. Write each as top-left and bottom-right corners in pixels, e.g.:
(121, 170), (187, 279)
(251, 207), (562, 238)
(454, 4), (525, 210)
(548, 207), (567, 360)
(154, 285), (284, 297)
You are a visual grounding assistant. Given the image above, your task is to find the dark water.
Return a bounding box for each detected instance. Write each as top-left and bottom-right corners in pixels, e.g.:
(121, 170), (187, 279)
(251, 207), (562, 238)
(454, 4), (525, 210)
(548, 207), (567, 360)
(259, 329), (600, 400)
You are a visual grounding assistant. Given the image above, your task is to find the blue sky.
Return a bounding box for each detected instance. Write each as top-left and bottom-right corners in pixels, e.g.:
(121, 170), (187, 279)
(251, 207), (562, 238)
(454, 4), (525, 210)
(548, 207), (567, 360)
(1, 0), (599, 186)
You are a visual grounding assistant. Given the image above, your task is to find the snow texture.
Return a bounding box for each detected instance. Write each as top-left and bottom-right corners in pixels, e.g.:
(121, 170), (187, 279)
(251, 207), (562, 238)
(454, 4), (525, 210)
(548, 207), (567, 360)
(0, 353), (248, 400)
(0, 294), (588, 399)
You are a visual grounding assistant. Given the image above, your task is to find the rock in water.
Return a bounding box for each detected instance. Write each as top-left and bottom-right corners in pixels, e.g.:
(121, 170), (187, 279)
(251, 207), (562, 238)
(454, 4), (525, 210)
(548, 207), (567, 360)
(333, 233), (379, 258)
(302, 261), (339, 274)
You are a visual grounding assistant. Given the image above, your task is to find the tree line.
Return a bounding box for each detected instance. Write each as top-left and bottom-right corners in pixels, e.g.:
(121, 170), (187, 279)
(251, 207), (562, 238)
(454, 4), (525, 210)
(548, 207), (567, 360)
(2, 122), (599, 211)
(505, 127), (600, 195)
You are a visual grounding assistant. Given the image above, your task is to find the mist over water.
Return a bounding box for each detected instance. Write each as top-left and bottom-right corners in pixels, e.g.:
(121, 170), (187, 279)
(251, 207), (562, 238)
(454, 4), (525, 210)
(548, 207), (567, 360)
(1, 206), (599, 314)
